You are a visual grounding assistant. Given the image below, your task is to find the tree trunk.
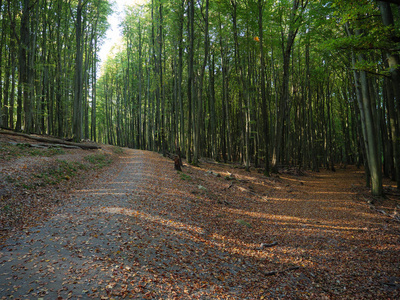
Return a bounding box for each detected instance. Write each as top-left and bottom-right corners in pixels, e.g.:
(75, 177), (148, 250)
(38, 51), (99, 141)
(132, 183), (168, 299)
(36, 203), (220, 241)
(0, 129), (100, 149)
(359, 64), (382, 195)
(271, 0), (301, 172)
(378, 1), (400, 189)
(177, 0), (185, 155)
(73, 0), (84, 142)
(18, 0), (32, 133)
(138, 19), (143, 149)
(193, 0), (209, 165)
(186, 0), (194, 164)
(209, 54), (217, 160)
(258, 0), (270, 176)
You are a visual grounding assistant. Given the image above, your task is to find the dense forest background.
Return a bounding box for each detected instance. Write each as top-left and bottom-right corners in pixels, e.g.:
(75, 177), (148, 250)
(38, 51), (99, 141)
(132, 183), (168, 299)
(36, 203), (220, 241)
(0, 0), (399, 196)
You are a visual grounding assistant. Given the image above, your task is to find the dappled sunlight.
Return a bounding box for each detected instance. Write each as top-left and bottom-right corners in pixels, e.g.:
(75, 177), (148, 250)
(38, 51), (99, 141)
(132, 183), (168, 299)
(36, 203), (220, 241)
(225, 206), (307, 223)
(1, 149), (398, 299)
(279, 175), (305, 182)
(290, 223), (369, 233)
(31, 151), (400, 298)
(75, 188), (121, 193)
(311, 191), (357, 195)
(88, 192), (128, 196)
(100, 206), (205, 236)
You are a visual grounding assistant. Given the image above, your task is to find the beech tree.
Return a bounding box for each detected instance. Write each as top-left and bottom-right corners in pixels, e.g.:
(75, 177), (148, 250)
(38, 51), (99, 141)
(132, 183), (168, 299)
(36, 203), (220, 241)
(0, 0), (111, 139)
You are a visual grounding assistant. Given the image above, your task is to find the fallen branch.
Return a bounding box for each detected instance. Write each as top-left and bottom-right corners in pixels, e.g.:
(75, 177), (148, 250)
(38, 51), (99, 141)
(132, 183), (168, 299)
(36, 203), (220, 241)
(206, 170), (221, 177)
(368, 203), (400, 223)
(0, 129), (100, 150)
(6, 141), (81, 149)
(259, 241), (278, 249)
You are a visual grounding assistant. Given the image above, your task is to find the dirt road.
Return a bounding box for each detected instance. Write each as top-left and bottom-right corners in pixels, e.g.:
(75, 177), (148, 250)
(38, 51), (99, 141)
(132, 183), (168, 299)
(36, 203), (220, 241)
(0, 149), (399, 299)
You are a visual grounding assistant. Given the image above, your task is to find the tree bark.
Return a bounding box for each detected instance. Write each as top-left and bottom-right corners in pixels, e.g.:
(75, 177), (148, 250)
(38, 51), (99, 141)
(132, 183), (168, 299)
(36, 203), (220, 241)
(258, 0), (270, 176)
(73, 0), (84, 142)
(378, 1), (400, 189)
(186, 0), (194, 164)
(271, 0), (302, 172)
(18, 0), (32, 133)
(193, 0), (209, 165)
(358, 53), (383, 196)
(177, 0), (185, 156)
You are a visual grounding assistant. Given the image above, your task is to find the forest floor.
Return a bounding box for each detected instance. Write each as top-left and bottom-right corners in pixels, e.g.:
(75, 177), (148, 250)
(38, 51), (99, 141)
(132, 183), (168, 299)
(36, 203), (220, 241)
(0, 132), (399, 299)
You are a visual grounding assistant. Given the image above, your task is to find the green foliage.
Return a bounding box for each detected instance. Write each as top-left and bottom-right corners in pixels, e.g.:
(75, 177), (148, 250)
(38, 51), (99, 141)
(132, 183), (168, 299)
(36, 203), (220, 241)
(14, 160), (87, 190)
(0, 0), (112, 138)
(112, 147), (124, 154)
(0, 143), (65, 160)
(35, 160), (86, 185)
(3, 150), (114, 192)
(29, 147), (66, 157)
(84, 153), (112, 169)
(235, 219), (252, 228)
(178, 171), (192, 181)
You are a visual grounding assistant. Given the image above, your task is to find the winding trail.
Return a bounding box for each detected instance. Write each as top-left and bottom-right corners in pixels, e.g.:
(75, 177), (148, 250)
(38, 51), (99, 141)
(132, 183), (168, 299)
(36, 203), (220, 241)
(0, 150), (246, 299)
(0, 149), (399, 299)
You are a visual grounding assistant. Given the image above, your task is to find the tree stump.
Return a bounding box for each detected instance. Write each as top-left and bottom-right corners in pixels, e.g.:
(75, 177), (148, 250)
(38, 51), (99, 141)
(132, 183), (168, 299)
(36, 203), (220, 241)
(174, 156), (182, 171)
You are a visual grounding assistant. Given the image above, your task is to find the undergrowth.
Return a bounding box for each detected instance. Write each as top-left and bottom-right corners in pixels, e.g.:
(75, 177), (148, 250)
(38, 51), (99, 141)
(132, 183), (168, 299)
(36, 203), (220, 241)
(178, 171), (192, 181)
(4, 153), (113, 191)
(112, 146), (124, 154)
(0, 142), (65, 160)
(84, 153), (112, 169)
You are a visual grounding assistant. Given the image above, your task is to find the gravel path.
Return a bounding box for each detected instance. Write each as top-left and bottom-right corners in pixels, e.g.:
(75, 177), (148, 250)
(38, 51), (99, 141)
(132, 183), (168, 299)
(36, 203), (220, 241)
(0, 150), (246, 299)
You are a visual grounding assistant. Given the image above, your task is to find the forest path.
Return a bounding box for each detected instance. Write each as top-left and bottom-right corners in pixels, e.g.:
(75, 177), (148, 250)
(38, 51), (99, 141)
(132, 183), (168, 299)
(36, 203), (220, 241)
(0, 149), (399, 299)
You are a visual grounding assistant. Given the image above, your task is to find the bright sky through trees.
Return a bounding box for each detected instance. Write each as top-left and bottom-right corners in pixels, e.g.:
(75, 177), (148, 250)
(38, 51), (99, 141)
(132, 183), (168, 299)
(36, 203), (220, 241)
(98, 0), (147, 64)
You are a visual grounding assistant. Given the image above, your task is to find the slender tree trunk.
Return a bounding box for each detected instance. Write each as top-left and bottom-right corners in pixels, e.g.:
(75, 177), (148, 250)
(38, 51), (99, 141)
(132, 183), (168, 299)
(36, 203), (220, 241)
(271, 0), (301, 172)
(218, 14), (229, 162)
(258, 0), (270, 176)
(137, 19), (143, 149)
(379, 1), (400, 188)
(37, 1), (47, 134)
(193, 0), (209, 165)
(209, 54), (217, 160)
(92, 37), (97, 142)
(306, 42), (318, 171)
(186, 0), (194, 163)
(0, 0), (5, 128)
(17, 0), (31, 133)
(2, 44), (10, 128)
(345, 22), (383, 196)
(177, 0), (185, 155)
(359, 63), (382, 196)
(158, 0), (165, 155)
(73, 0), (84, 142)
(231, 0), (250, 170)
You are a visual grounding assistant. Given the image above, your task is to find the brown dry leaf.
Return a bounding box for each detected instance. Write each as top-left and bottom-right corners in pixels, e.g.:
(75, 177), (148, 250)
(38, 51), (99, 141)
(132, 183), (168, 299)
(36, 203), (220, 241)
(0, 139), (398, 299)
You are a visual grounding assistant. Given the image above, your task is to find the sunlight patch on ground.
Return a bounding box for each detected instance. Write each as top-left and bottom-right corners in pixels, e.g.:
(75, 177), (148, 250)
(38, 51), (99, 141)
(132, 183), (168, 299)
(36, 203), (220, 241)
(225, 207), (309, 223)
(311, 191), (357, 195)
(279, 176), (305, 182)
(75, 188), (121, 193)
(86, 192), (128, 196)
(291, 223), (369, 232)
(100, 206), (205, 236)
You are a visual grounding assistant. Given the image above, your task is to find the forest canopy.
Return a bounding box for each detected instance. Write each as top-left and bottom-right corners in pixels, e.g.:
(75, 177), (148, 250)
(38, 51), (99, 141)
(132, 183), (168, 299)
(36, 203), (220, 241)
(0, 0), (399, 196)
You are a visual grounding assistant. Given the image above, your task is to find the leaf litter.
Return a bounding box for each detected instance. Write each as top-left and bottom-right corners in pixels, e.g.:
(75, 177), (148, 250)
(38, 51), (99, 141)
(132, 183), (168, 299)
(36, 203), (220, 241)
(0, 145), (399, 299)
